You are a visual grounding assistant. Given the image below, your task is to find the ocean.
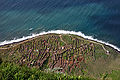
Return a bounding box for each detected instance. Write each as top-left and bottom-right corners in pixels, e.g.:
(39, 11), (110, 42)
(0, 0), (120, 49)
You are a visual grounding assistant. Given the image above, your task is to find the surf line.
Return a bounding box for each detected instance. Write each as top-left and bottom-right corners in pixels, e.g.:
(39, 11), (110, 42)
(0, 30), (120, 52)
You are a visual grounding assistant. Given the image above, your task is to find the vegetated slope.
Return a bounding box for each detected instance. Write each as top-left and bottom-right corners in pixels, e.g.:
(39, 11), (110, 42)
(0, 62), (95, 80)
(0, 34), (120, 79)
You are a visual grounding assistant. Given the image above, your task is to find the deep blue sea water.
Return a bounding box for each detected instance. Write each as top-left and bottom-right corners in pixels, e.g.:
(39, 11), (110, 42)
(0, 0), (120, 48)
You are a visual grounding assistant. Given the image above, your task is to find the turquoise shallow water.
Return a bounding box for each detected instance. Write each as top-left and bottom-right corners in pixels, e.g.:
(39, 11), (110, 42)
(0, 0), (120, 48)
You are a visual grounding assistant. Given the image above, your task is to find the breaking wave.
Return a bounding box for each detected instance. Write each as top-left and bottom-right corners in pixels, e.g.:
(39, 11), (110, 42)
(0, 30), (120, 51)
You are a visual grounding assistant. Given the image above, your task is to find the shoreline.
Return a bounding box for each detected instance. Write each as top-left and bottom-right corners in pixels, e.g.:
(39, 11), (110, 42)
(0, 30), (120, 52)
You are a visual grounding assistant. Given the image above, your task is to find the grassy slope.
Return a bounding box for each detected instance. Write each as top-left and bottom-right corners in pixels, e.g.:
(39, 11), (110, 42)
(0, 62), (95, 80)
(0, 34), (120, 80)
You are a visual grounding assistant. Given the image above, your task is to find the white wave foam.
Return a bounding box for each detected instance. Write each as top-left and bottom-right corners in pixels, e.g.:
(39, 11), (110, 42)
(0, 30), (120, 51)
(29, 28), (33, 31)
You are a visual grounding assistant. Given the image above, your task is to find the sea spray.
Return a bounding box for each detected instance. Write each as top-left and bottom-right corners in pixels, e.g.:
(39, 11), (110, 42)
(0, 30), (120, 51)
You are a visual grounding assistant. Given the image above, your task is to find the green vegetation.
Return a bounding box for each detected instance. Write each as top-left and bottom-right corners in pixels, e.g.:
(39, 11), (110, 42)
(0, 62), (94, 80)
(0, 34), (120, 80)
(106, 70), (120, 80)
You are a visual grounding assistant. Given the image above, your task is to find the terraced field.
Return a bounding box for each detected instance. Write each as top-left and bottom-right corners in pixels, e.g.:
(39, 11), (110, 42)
(0, 34), (120, 79)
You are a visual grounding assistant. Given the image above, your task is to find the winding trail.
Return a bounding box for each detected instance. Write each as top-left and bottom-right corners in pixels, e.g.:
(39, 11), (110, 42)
(59, 35), (67, 45)
(0, 35), (40, 50)
(70, 35), (109, 55)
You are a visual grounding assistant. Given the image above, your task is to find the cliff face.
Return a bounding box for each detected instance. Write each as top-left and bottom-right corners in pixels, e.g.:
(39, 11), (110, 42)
(0, 34), (120, 78)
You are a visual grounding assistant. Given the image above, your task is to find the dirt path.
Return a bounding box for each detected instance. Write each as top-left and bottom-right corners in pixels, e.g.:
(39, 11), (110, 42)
(0, 35), (40, 50)
(0, 47), (8, 50)
(59, 35), (67, 45)
(73, 35), (109, 55)
(87, 39), (109, 54)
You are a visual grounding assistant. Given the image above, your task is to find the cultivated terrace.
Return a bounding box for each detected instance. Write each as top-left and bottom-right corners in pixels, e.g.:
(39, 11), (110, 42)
(0, 34), (120, 79)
